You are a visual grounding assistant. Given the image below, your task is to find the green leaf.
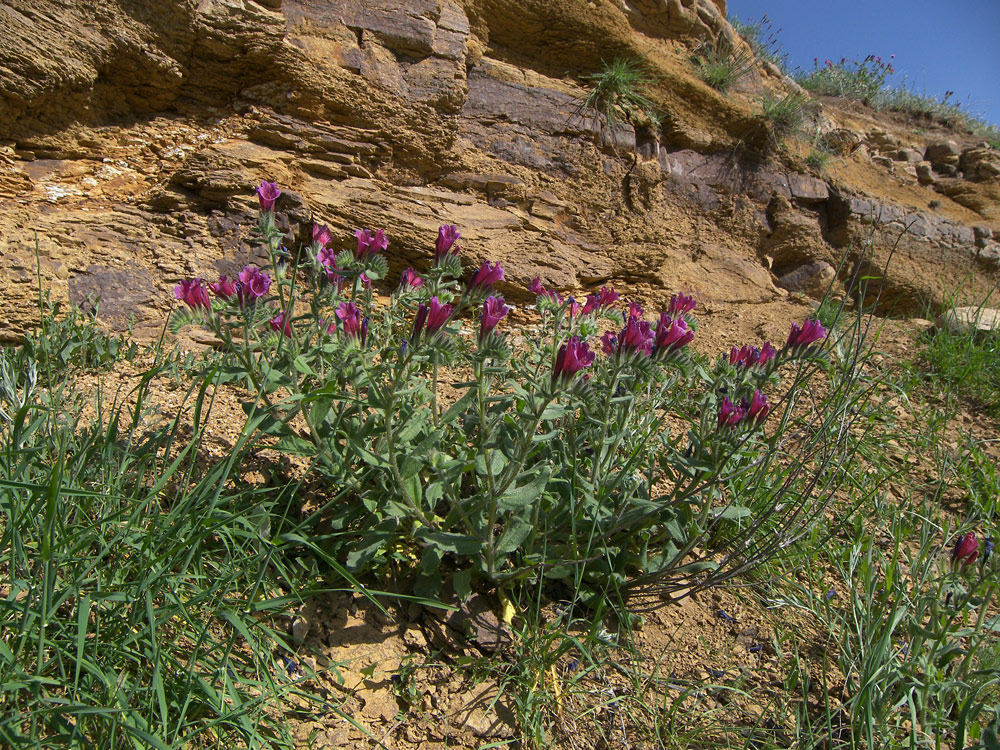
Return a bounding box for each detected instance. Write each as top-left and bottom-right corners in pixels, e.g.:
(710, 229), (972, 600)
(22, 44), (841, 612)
(292, 355), (315, 376)
(414, 547), (442, 598)
(440, 388), (476, 424)
(475, 451), (507, 476)
(415, 529), (481, 556)
(496, 516), (533, 555)
(540, 403), (570, 420)
(396, 415), (428, 444)
(402, 472), (423, 506)
(276, 434), (318, 456)
(348, 438), (389, 468)
(452, 569), (473, 602)
(426, 482), (444, 506)
(715, 505), (751, 521)
(498, 467), (551, 510)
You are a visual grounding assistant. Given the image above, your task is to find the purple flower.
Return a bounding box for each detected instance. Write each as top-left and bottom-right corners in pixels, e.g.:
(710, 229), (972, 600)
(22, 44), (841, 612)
(356, 229), (388, 259)
(553, 336), (595, 382)
(618, 314), (654, 356)
(336, 301), (363, 338)
(208, 275), (237, 300)
(628, 302), (645, 319)
(359, 273), (372, 290)
(668, 292), (697, 317)
(399, 267), (424, 288)
(426, 296), (453, 334)
(269, 311), (293, 338)
(435, 225), (461, 263)
(236, 266), (271, 305)
(414, 296), (453, 340)
(953, 532), (979, 566)
(468, 261), (505, 291)
(317, 246), (338, 268)
(530, 277), (559, 302)
(787, 319), (827, 349)
(730, 341), (777, 369)
(411, 304), (428, 342)
(312, 223), (333, 248)
(601, 331), (618, 355)
(746, 390), (769, 422)
(654, 314), (694, 354)
(480, 296), (510, 341)
(256, 181), (280, 212)
(718, 397), (747, 429)
(581, 286), (619, 315)
(325, 266), (347, 291)
(174, 279), (211, 310)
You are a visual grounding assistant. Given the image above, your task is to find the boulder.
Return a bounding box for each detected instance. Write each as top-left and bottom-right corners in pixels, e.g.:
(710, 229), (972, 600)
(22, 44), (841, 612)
(925, 140), (962, 167)
(774, 261), (837, 299)
(961, 147), (1000, 181)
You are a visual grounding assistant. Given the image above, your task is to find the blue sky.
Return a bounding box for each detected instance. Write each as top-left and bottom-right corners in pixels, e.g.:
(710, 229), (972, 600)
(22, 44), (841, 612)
(729, 0), (1000, 128)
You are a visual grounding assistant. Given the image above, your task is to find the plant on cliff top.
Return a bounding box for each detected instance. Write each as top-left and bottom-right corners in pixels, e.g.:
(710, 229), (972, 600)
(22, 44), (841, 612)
(796, 55), (895, 105)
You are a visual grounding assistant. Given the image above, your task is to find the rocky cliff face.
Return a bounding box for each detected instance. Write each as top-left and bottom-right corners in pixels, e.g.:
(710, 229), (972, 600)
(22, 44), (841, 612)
(0, 0), (997, 343)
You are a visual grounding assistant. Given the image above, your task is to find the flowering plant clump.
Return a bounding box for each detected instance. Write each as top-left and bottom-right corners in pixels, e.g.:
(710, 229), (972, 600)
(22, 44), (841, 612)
(796, 54), (895, 105)
(170, 181), (842, 599)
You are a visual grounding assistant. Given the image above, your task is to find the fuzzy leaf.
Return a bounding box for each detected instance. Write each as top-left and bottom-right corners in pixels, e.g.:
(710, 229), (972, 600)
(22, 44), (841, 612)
(498, 467), (551, 510)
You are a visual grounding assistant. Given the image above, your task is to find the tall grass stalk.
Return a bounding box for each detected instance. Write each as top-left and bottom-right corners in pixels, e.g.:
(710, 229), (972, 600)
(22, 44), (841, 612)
(0, 345), (322, 747)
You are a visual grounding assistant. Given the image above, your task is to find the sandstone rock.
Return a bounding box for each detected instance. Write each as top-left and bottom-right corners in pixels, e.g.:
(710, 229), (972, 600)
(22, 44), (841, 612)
(623, 0), (729, 42)
(895, 148), (922, 163)
(872, 155), (895, 168)
(916, 161), (935, 185)
(774, 260), (836, 299)
(822, 128), (862, 156)
(961, 147), (1000, 181)
(935, 307), (1000, 336)
(0, 0), (286, 137)
(925, 140), (961, 166)
(867, 129), (900, 151)
(760, 194), (831, 268)
(934, 179), (989, 213)
(786, 173), (828, 203)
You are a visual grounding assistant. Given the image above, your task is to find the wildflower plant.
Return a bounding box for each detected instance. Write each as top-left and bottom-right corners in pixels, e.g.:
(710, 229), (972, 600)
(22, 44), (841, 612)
(796, 54), (896, 105)
(170, 182), (858, 601)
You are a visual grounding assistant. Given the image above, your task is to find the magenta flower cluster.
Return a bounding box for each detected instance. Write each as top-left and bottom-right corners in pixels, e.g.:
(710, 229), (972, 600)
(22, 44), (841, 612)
(412, 297), (453, 342)
(952, 532), (979, 567)
(356, 229), (388, 259)
(582, 286), (619, 315)
(257, 181), (280, 212)
(435, 225), (461, 263)
(668, 292), (697, 317)
(480, 296), (509, 342)
(786, 319), (827, 349)
(729, 342), (777, 369)
(553, 337), (595, 382)
(468, 261), (505, 291)
(174, 279), (210, 310)
(717, 390), (769, 429)
(399, 267), (423, 288)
